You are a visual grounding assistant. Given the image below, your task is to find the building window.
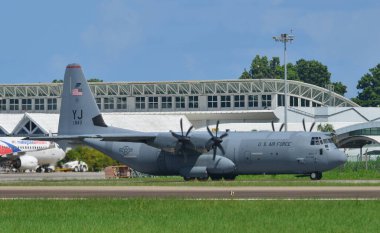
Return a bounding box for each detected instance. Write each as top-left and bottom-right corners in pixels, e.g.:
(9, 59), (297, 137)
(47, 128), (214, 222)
(47, 98), (57, 110)
(22, 99), (32, 111)
(35, 99), (44, 111)
(221, 96), (231, 108)
(176, 96), (185, 109)
(248, 95), (259, 107)
(10, 99), (19, 111)
(277, 94), (285, 107)
(161, 96), (172, 109)
(189, 96), (198, 109)
(234, 95), (245, 108)
(208, 96), (218, 108)
(0, 99), (6, 111)
(301, 98), (310, 107)
(135, 97), (145, 110)
(148, 97), (158, 109)
(262, 95), (272, 108)
(290, 96), (298, 107)
(104, 97), (114, 110)
(116, 97), (127, 109)
(312, 102), (321, 107)
(95, 98), (102, 110)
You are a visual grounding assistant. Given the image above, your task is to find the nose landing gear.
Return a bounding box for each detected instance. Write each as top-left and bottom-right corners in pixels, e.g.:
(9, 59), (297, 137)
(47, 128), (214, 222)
(310, 172), (322, 180)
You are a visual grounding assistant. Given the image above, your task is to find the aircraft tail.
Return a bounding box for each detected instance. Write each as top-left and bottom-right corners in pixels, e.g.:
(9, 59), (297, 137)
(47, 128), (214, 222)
(58, 64), (124, 135)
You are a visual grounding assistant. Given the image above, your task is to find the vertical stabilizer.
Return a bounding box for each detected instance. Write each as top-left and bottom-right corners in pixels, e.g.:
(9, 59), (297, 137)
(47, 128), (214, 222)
(58, 64), (109, 135)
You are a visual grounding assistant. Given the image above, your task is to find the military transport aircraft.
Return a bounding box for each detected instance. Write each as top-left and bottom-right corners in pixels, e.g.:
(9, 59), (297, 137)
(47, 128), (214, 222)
(29, 64), (347, 180)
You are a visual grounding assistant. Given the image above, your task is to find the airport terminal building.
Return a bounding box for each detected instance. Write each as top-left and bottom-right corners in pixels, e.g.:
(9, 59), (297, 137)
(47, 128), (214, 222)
(1, 78), (380, 158)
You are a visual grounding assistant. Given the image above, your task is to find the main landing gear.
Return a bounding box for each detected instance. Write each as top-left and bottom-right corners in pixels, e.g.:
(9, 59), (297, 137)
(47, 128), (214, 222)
(183, 175), (237, 181)
(310, 172), (322, 180)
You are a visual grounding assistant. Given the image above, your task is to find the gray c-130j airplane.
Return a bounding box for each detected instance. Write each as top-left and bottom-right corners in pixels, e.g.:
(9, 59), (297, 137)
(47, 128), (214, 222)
(30, 64), (347, 181)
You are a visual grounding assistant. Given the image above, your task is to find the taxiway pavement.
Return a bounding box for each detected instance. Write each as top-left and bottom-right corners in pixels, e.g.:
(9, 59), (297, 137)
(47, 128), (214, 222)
(0, 186), (379, 199)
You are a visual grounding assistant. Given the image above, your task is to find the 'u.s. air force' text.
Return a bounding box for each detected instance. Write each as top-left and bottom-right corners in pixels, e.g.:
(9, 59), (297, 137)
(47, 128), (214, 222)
(258, 141), (292, 147)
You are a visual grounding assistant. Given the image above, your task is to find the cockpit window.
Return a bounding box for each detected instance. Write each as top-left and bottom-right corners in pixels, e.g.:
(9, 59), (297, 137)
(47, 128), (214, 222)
(310, 137), (324, 145)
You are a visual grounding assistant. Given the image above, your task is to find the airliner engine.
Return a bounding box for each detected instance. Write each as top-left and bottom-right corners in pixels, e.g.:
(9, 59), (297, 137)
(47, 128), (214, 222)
(13, 155), (38, 171)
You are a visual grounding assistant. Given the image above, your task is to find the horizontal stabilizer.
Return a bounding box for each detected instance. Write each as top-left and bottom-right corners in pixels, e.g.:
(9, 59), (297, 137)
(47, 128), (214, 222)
(25, 133), (157, 144)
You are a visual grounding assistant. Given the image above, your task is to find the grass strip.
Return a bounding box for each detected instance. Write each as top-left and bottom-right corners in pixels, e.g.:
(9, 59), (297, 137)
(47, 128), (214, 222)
(0, 199), (378, 233)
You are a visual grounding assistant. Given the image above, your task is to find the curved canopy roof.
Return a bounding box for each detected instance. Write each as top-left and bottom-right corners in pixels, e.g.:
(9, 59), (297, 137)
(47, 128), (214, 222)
(0, 79), (358, 107)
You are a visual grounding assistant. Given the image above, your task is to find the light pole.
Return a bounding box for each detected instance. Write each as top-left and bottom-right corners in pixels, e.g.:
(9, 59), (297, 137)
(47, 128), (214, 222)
(273, 33), (294, 132)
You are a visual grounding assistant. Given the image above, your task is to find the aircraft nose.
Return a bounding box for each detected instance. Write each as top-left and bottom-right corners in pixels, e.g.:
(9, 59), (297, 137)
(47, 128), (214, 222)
(331, 151), (347, 167)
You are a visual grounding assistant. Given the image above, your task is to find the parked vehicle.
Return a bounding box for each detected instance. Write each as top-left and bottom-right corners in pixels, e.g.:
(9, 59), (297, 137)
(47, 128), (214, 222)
(62, 160), (88, 172)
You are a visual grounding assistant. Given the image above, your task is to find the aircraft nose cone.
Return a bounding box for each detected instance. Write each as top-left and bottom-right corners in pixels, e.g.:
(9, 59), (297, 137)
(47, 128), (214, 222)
(331, 151), (347, 167)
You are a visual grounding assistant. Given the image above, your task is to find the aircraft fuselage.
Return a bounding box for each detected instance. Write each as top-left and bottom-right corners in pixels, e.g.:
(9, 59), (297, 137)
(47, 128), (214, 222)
(83, 131), (346, 179)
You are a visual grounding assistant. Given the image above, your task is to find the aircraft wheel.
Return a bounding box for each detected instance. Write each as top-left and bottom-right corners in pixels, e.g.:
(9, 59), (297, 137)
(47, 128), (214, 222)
(316, 172), (322, 180)
(36, 167), (42, 173)
(183, 177), (195, 181)
(197, 176), (209, 182)
(210, 175), (222, 181)
(223, 175), (236, 181)
(310, 172), (322, 180)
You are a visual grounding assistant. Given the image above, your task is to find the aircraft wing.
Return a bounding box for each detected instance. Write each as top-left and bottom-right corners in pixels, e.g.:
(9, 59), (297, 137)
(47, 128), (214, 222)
(25, 133), (157, 144)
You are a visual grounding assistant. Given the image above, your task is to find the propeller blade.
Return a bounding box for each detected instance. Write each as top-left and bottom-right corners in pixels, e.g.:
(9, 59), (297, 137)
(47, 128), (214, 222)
(215, 120), (220, 137)
(217, 144), (225, 155)
(302, 118), (306, 132)
(271, 121), (275, 132)
(180, 118), (184, 136)
(220, 132), (228, 139)
(309, 122), (316, 132)
(170, 130), (181, 139)
(213, 147), (217, 160)
(207, 126), (213, 137)
(279, 123), (285, 132)
(185, 125), (193, 137)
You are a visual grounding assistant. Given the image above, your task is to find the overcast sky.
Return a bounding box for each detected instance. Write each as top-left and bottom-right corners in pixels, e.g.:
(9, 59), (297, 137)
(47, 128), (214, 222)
(1, 0), (379, 98)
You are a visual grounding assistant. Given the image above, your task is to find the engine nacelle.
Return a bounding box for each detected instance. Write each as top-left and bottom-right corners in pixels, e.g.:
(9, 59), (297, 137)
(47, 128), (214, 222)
(13, 155), (38, 171)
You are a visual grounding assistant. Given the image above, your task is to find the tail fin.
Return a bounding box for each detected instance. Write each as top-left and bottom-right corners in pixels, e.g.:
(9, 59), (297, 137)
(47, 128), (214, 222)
(58, 64), (109, 135)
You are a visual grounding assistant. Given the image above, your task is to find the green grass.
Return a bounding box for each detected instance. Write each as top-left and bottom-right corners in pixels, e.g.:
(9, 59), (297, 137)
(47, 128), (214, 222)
(0, 199), (379, 233)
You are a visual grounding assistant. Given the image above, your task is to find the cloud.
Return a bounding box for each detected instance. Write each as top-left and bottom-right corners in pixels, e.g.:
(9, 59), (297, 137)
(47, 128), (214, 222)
(81, 0), (142, 59)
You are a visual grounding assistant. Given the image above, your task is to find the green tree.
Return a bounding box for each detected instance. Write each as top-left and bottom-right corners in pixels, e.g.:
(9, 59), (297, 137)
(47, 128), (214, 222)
(239, 68), (251, 79)
(275, 63), (299, 81)
(62, 146), (119, 171)
(87, 78), (103, 82)
(239, 55), (347, 96)
(332, 81), (347, 96)
(317, 123), (335, 132)
(295, 59), (331, 87)
(240, 55), (283, 80)
(353, 64), (380, 107)
(52, 79), (63, 83)
(249, 55), (272, 79)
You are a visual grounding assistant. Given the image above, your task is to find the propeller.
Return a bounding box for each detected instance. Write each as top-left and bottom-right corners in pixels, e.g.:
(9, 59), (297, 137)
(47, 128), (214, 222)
(302, 118), (316, 132)
(170, 118), (193, 159)
(206, 120), (228, 160)
(271, 121), (285, 132)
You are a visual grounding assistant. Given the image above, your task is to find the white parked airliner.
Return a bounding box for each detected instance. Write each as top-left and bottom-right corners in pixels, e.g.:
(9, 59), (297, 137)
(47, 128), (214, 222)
(0, 137), (65, 172)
